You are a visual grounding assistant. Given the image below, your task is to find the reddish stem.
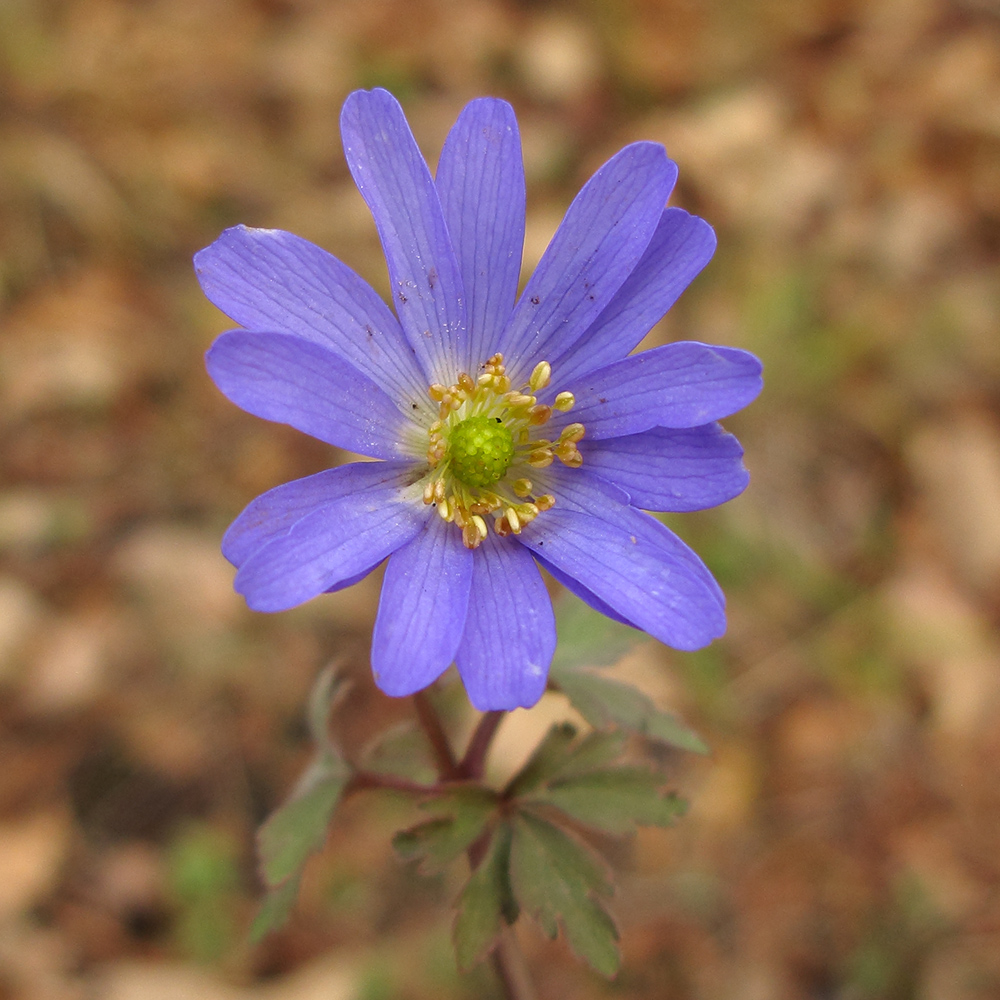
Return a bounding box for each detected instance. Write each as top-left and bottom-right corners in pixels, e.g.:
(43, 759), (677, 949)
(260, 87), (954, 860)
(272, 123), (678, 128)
(346, 771), (444, 797)
(457, 710), (505, 779)
(412, 693), (532, 1000)
(491, 927), (538, 1000)
(413, 690), (460, 778)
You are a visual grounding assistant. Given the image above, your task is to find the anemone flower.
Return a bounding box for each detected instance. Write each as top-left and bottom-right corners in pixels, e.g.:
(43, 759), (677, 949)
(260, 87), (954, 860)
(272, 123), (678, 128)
(197, 88), (762, 711)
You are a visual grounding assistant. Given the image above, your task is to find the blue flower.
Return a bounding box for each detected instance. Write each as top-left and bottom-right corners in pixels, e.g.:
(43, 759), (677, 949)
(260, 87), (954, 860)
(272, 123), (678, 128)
(197, 89), (762, 712)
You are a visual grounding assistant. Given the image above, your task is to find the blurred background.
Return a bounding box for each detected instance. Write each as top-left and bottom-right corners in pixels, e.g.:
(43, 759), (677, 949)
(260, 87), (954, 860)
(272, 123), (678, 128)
(1, 0), (999, 997)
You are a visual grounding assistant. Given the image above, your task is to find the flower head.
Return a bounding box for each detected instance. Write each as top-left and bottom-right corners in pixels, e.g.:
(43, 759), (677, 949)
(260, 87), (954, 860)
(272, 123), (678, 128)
(197, 89), (762, 711)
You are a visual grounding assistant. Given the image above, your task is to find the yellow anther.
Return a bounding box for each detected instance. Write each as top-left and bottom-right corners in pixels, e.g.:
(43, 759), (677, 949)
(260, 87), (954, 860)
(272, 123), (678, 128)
(527, 449), (554, 468)
(505, 392), (535, 408)
(518, 503), (539, 524)
(529, 361), (552, 392)
(421, 354), (583, 545)
(556, 443), (583, 468)
(462, 522), (483, 549)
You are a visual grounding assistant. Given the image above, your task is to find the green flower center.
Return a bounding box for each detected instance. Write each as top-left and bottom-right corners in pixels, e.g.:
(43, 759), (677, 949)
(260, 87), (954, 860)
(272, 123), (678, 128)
(421, 353), (582, 549)
(448, 415), (515, 488)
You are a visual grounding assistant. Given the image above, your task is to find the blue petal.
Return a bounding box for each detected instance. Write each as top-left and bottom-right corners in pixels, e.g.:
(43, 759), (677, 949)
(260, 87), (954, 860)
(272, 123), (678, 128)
(552, 208), (716, 385)
(456, 532), (555, 710)
(234, 484), (424, 612)
(205, 331), (415, 459)
(532, 551), (639, 628)
(222, 460), (418, 567)
(516, 508), (726, 651)
(497, 143), (677, 384)
(559, 341), (763, 439)
(371, 515), (473, 697)
(194, 226), (429, 407)
(436, 98), (525, 369)
(341, 89), (467, 383)
(536, 465), (724, 606)
(579, 424), (749, 511)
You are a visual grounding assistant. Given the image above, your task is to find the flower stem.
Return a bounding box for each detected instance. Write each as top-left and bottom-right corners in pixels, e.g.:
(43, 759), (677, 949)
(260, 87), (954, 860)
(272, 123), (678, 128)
(412, 690), (460, 778)
(492, 927), (538, 1000)
(412, 695), (532, 1000)
(457, 710), (504, 779)
(346, 771), (443, 797)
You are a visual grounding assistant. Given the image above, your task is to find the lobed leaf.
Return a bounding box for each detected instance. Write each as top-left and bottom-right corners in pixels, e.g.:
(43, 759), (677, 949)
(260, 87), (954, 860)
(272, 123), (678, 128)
(552, 594), (642, 672)
(504, 722), (578, 797)
(549, 730), (627, 779)
(509, 812), (620, 976)
(551, 665), (708, 754)
(257, 749), (350, 888)
(393, 787), (497, 874)
(360, 721), (438, 783)
(529, 768), (687, 835)
(506, 726), (628, 800)
(306, 664), (352, 749)
(453, 823), (516, 971)
(249, 874), (301, 942)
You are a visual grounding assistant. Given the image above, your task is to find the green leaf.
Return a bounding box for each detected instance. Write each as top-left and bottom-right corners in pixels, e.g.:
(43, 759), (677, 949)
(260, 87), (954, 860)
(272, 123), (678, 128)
(393, 788), (497, 874)
(257, 749), (350, 888)
(251, 666), (353, 942)
(361, 721), (437, 783)
(552, 593), (643, 672)
(644, 708), (710, 753)
(249, 874), (301, 942)
(530, 768), (687, 835)
(551, 665), (708, 755)
(510, 812), (619, 977)
(549, 730), (627, 779)
(306, 664), (351, 749)
(504, 722), (578, 797)
(453, 823), (515, 971)
(507, 728), (628, 800)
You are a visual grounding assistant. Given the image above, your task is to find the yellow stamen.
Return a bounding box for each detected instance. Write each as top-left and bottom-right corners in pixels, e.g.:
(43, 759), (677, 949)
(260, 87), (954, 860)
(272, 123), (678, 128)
(527, 449), (554, 468)
(505, 392), (535, 409)
(529, 361), (552, 391)
(418, 354), (584, 545)
(462, 522), (482, 548)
